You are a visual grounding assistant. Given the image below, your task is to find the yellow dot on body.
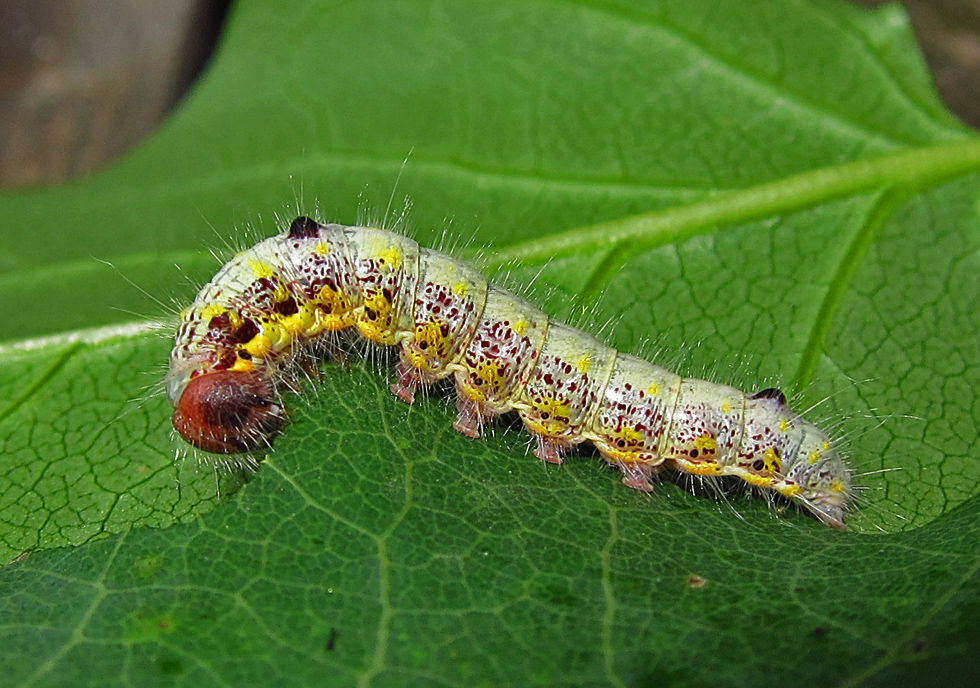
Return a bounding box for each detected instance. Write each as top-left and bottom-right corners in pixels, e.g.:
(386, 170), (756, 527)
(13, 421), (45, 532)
(248, 260), (276, 279)
(618, 426), (643, 445)
(271, 283), (289, 304)
(512, 319), (528, 335)
(368, 291), (391, 309)
(762, 447), (782, 473)
(283, 308), (315, 336)
(466, 386), (487, 402)
(201, 304), (224, 320)
(808, 450), (821, 465)
(543, 397), (570, 418)
(314, 242), (330, 255)
(356, 321), (385, 343)
(742, 473), (774, 489)
(684, 462), (722, 476)
(229, 358), (255, 373)
(695, 435), (718, 455)
(272, 322), (291, 345)
(778, 419), (789, 433)
(453, 282), (469, 297)
(408, 351), (429, 369)
(780, 484), (802, 497)
(244, 335), (272, 358)
(822, 441), (831, 450)
(831, 479), (845, 493)
(318, 285), (347, 312)
(576, 356), (591, 374)
(379, 248), (402, 269)
(647, 383), (660, 396)
(721, 400), (731, 414)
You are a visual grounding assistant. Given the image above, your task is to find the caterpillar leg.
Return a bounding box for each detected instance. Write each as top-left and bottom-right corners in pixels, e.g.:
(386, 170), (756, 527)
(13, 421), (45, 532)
(390, 360), (422, 404)
(270, 350), (325, 396)
(453, 394), (494, 439)
(531, 434), (569, 465)
(614, 459), (660, 493)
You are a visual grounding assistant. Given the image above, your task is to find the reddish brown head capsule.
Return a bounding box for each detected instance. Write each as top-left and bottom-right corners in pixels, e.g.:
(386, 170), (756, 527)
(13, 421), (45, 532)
(172, 371), (284, 453)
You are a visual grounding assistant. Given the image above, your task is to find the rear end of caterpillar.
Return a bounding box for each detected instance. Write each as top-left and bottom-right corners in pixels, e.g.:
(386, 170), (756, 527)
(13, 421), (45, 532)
(167, 216), (852, 528)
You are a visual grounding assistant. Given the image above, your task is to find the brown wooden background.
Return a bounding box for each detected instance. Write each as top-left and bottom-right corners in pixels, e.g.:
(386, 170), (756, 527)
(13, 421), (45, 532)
(0, 0), (977, 187)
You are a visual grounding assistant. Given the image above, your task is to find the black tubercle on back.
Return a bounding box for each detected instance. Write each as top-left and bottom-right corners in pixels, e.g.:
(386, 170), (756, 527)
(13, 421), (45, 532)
(750, 387), (788, 406)
(288, 216), (321, 239)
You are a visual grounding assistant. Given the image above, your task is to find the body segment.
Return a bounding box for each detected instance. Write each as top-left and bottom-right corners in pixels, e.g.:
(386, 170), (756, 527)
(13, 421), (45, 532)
(167, 216), (853, 527)
(452, 285), (549, 438)
(390, 248), (489, 403)
(518, 323), (617, 463)
(346, 228), (420, 345)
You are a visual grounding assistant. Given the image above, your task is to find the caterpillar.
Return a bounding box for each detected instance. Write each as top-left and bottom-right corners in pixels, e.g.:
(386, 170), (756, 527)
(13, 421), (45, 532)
(166, 216), (852, 528)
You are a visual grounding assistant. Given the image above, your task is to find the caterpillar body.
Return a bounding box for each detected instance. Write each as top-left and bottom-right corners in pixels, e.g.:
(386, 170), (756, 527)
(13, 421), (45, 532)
(167, 216), (852, 528)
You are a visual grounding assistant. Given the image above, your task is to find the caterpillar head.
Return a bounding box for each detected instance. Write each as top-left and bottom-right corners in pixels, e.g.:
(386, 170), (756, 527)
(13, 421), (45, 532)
(171, 370), (284, 453)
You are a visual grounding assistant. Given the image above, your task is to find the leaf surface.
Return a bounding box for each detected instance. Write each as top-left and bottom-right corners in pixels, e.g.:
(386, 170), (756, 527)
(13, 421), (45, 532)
(1, 0), (979, 685)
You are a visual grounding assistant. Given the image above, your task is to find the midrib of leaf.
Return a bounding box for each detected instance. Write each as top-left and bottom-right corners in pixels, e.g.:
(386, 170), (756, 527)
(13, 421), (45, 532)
(477, 139), (980, 403)
(6, 141), (980, 360)
(478, 138), (980, 273)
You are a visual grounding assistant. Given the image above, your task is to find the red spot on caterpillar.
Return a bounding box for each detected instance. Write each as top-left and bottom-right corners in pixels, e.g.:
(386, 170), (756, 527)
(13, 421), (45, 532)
(172, 371), (284, 453)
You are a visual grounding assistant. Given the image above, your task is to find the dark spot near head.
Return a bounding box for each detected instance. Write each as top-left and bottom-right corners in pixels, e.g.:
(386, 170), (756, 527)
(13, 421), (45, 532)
(288, 216), (321, 239)
(750, 387), (787, 406)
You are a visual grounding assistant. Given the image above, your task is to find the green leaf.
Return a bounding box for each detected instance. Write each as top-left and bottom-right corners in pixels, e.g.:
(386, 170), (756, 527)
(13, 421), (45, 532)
(1, 0), (980, 685)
